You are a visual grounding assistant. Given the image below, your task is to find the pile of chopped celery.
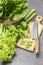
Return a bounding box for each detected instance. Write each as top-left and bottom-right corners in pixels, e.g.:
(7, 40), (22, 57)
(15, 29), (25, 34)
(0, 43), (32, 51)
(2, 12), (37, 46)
(20, 39), (32, 48)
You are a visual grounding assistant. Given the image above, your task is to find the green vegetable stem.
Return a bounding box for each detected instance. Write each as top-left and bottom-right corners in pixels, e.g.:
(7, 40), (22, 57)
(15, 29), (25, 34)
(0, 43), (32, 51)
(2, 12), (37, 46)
(19, 28), (28, 38)
(25, 9), (36, 20)
(26, 13), (36, 23)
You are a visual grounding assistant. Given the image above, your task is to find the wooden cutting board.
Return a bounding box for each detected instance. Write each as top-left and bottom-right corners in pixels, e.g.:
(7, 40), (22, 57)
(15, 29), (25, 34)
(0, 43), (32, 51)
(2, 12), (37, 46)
(16, 22), (43, 52)
(29, 22), (43, 39)
(16, 38), (35, 52)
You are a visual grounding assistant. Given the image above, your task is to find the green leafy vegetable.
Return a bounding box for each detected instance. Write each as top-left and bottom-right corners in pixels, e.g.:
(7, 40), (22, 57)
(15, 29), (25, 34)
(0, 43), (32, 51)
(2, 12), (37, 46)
(0, 0), (36, 61)
(0, 0), (28, 21)
(0, 23), (30, 61)
(20, 21), (28, 30)
(0, 24), (16, 61)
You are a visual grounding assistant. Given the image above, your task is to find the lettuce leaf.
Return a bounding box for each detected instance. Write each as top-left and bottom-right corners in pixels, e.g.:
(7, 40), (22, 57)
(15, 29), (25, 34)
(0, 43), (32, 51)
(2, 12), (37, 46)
(0, 0), (28, 21)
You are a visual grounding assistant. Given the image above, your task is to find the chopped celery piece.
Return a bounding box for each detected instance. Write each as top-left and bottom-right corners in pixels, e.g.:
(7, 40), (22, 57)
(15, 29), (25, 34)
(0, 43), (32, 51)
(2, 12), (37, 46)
(20, 39), (25, 45)
(26, 41), (32, 48)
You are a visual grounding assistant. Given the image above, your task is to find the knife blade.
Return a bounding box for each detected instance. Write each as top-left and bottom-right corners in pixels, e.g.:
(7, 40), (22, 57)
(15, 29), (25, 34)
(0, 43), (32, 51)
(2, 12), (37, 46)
(32, 21), (38, 39)
(32, 21), (39, 54)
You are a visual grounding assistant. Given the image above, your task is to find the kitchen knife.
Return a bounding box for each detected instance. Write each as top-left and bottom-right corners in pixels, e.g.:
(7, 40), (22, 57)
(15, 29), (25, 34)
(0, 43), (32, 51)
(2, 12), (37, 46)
(32, 21), (39, 54)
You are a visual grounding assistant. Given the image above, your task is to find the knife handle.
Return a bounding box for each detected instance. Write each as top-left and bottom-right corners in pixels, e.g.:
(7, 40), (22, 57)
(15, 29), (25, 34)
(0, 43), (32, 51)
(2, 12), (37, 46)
(35, 38), (39, 54)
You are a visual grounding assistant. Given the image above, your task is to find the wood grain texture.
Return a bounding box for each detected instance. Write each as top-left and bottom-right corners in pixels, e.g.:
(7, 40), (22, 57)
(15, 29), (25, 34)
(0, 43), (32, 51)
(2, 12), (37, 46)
(35, 38), (39, 54)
